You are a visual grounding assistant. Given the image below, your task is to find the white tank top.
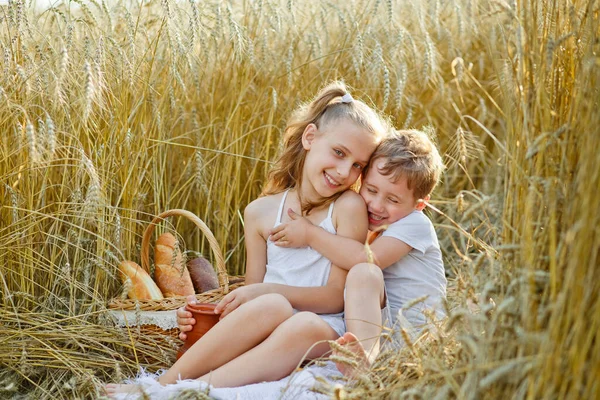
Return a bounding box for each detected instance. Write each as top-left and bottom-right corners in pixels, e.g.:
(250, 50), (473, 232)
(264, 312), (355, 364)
(263, 190), (336, 288)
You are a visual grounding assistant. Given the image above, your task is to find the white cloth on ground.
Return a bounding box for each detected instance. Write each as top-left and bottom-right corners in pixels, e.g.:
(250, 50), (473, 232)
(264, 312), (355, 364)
(110, 362), (343, 400)
(263, 190), (345, 337)
(108, 310), (177, 331)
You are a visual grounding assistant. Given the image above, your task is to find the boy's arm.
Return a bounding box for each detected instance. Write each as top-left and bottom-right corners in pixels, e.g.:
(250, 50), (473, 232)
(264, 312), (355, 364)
(367, 236), (412, 269)
(270, 210), (413, 270)
(269, 192), (370, 270)
(286, 221), (368, 270)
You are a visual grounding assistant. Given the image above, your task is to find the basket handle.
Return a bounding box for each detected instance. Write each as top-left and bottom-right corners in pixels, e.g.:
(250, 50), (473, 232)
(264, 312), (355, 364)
(140, 209), (229, 295)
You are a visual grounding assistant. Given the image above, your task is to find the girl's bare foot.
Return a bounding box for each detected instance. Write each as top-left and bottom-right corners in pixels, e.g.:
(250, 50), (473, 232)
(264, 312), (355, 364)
(104, 383), (143, 399)
(330, 332), (370, 377)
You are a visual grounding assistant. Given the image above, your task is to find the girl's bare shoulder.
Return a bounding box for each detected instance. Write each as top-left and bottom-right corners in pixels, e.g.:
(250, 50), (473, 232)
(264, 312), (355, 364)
(244, 193), (285, 231)
(335, 190), (367, 214)
(331, 190), (367, 224)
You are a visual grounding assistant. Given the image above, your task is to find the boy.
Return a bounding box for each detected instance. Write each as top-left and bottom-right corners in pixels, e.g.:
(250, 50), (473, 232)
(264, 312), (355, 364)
(268, 128), (446, 374)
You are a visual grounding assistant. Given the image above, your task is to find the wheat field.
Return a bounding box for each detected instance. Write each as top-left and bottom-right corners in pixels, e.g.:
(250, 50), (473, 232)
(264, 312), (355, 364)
(0, 0), (598, 398)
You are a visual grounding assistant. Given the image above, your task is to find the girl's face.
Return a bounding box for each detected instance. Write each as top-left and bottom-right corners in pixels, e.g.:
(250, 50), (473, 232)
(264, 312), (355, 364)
(359, 159), (427, 230)
(301, 119), (377, 201)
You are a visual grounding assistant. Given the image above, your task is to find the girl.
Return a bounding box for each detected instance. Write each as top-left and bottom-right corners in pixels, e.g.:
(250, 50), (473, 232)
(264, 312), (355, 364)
(105, 82), (388, 396)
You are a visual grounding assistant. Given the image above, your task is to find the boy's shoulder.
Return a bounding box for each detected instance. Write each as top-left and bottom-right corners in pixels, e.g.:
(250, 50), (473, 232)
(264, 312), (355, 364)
(389, 210), (431, 227)
(383, 211), (438, 253)
(384, 211), (436, 241)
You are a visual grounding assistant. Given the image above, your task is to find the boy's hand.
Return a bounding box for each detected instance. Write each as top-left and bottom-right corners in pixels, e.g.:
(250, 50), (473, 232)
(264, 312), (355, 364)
(269, 209), (313, 248)
(176, 295), (197, 340)
(214, 283), (270, 319)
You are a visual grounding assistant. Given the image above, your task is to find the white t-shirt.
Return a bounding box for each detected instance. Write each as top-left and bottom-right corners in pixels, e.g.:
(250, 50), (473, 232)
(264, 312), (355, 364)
(381, 210), (447, 326)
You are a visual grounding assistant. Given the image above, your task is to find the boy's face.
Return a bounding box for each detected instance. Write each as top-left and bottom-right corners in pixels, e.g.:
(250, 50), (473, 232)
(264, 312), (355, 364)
(359, 159), (427, 230)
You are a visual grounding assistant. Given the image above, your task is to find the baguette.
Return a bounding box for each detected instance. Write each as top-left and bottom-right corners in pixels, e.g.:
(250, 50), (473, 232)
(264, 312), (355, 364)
(119, 260), (164, 300)
(154, 233), (195, 297)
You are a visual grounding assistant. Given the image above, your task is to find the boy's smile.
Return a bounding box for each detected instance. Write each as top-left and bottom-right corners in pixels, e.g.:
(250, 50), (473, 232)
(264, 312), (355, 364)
(359, 159), (427, 230)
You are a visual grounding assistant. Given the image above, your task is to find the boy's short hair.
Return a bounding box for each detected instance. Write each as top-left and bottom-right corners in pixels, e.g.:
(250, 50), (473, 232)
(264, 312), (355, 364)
(364, 128), (445, 200)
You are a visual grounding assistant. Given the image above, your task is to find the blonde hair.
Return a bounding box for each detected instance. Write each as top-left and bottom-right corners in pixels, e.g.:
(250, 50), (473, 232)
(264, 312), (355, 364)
(365, 128), (445, 201)
(263, 82), (387, 214)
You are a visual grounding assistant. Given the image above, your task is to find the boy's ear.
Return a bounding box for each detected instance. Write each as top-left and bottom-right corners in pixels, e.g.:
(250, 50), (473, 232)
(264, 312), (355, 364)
(416, 195), (430, 211)
(302, 123), (318, 150)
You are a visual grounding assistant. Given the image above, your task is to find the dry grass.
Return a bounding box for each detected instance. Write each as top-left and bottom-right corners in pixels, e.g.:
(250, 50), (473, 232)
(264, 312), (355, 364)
(0, 0), (598, 398)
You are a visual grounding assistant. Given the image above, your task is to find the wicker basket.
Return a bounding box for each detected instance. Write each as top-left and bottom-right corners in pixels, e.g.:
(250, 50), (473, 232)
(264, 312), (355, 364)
(107, 209), (244, 341)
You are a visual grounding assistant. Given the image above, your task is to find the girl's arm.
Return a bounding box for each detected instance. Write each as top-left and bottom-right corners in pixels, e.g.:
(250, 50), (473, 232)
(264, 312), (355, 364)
(255, 264), (347, 314)
(242, 199), (268, 285)
(270, 209), (412, 270)
(214, 199), (269, 319)
(217, 191), (366, 316)
(217, 267), (346, 316)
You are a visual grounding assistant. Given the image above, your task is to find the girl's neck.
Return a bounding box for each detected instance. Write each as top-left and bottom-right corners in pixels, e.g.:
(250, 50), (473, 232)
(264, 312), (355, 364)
(295, 181), (324, 206)
(287, 185), (326, 217)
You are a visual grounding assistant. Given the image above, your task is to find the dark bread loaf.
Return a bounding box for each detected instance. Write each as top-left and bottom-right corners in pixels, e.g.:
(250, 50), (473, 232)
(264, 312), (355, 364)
(187, 256), (219, 293)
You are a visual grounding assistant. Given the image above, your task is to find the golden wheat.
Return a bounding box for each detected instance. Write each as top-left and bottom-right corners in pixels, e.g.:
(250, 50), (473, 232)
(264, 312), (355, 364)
(0, 0), (597, 398)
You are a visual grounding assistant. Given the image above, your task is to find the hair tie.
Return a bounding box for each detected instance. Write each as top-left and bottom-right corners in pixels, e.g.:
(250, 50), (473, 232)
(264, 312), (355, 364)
(341, 93), (353, 104)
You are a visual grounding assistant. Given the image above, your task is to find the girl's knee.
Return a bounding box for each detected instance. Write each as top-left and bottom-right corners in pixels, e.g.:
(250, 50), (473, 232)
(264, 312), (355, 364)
(347, 263), (384, 290)
(250, 293), (294, 320)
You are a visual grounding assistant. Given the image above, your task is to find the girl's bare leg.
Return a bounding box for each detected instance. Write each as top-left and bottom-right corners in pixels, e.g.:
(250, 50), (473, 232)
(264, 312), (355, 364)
(196, 311), (339, 388)
(158, 293), (294, 384)
(105, 293), (293, 396)
(342, 263), (385, 364)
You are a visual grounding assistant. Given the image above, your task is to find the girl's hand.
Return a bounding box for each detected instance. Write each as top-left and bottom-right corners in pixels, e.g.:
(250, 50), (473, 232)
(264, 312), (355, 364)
(214, 284), (270, 319)
(176, 295), (197, 340)
(269, 209), (314, 248)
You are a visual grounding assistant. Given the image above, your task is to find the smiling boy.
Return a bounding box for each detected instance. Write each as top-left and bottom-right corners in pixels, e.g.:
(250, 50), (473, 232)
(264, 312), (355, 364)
(269, 128), (446, 375)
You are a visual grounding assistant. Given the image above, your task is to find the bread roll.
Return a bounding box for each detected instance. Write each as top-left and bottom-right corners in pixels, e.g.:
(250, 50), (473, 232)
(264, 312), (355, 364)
(119, 260), (164, 300)
(154, 233), (195, 297)
(187, 256), (219, 293)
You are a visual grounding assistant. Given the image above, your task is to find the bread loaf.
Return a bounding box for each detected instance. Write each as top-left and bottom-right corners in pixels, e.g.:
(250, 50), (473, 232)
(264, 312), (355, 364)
(119, 260), (164, 300)
(154, 233), (195, 297)
(187, 256), (219, 293)
(154, 232), (179, 265)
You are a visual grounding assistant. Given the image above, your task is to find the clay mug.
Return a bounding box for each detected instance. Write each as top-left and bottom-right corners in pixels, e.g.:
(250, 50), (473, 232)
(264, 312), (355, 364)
(176, 302), (220, 359)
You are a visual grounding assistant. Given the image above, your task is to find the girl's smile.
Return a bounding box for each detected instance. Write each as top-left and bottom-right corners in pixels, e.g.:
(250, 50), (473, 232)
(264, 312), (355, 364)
(323, 171), (342, 188)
